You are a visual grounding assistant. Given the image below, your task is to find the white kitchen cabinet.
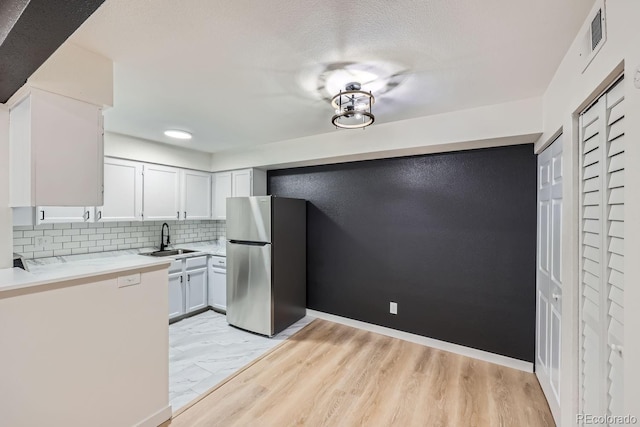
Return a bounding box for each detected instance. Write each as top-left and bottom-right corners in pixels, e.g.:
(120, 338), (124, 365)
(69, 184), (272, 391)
(37, 206), (92, 224)
(212, 169), (266, 220)
(232, 169), (252, 197)
(181, 170), (212, 220)
(233, 168), (266, 197)
(212, 172), (232, 220)
(208, 256), (227, 312)
(9, 88), (104, 207)
(142, 164), (181, 221)
(168, 256), (208, 321)
(186, 267), (208, 312)
(168, 272), (185, 320)
(95, 158), (143, 222)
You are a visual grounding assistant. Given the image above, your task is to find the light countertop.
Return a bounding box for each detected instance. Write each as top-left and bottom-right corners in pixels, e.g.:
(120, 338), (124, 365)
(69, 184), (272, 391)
(1, 240), (226, 294)
(0, 255), (171, 293)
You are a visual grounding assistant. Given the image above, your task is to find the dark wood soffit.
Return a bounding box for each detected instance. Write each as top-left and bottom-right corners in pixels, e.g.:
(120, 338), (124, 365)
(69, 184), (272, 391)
(0, 0), (105, 103)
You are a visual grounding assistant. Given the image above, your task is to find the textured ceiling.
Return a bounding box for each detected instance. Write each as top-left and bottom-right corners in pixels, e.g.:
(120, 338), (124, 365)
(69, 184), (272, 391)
(70, 0), (595, 152)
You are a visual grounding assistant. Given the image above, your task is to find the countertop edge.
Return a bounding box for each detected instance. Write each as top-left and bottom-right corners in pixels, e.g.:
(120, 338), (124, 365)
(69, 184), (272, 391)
(0, 258), (172, 294)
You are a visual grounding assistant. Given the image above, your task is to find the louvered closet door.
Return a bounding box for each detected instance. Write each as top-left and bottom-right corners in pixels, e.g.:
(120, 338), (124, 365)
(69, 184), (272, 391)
(579, 76), (625, 423)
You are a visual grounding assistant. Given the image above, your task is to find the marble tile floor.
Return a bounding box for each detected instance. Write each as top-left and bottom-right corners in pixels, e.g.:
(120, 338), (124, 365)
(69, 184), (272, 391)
(169, 310), (314, 412)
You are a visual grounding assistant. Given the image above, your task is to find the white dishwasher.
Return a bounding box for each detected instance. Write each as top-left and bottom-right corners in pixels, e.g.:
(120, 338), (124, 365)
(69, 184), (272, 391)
(208, 255), (227, 313)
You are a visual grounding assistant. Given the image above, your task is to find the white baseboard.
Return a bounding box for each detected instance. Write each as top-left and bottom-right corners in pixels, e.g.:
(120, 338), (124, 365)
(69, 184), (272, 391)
(306, 309), (534, 373)
(135, 405), (172, 427)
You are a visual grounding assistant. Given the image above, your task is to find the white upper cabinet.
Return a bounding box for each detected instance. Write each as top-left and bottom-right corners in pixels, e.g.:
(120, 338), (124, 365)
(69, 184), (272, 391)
(9, 88), (104, 207)
(181, 170), (212, 220)
(143, 164), (181, 221)
(212, 169), (266, 220)
(96, 158), (143, 222)
(36, 206), (92, 224)
(232, 169), (252, 197)
(212, 172), (232, 220)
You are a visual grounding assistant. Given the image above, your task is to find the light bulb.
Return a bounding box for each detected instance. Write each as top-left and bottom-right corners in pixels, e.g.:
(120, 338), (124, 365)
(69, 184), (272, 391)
(355, 113), (362, 119)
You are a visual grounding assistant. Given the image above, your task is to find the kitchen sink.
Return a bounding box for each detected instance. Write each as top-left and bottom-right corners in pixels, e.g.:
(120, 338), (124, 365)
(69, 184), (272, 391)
(141, 249), (199, 257)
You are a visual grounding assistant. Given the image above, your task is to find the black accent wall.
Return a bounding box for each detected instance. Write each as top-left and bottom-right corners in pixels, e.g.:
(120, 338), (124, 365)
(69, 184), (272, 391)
(268, 144), (537, 362)
(0, 0), (105, 102)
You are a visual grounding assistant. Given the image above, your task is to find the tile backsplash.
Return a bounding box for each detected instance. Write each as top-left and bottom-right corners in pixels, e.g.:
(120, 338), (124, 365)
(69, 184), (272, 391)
(13, 220), (226, 259)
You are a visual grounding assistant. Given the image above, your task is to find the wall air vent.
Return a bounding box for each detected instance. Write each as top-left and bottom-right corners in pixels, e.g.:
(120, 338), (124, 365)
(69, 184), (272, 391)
(590, 9), (603, 51)
(581, 1), (607, 73)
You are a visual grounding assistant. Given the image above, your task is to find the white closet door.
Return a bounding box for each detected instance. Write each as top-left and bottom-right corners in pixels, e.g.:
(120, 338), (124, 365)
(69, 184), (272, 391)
(536, 134), (562, 424)
(579, 76), (625, 423)
(604, 78), (625, 419)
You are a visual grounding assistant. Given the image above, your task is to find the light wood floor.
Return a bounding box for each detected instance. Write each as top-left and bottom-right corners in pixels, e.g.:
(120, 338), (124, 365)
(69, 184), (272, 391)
(164, 319), (554, 427)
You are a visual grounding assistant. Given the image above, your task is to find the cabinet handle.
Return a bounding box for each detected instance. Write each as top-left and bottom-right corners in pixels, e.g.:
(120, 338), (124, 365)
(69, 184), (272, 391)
(187, 274), (190, 282)
(177, 211), (180, 219)
(41, 210), (45, 220)
(184, 211), (187, 219)
(552, 293), (561, 301)
(180, 276), (183, 283)
(84, 211), (90, 221)
(97, 211), (102, 220)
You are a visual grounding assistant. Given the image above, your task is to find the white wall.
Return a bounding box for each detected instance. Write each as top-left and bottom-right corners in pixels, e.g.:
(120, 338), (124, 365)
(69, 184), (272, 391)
(0, 267), (171, 427)
(211, 97), (543, 170)
(105, 132), (213, 171)
(0, 106), (11, 268)
(8, 42), (113, 108)
(536, 1), (640, 425)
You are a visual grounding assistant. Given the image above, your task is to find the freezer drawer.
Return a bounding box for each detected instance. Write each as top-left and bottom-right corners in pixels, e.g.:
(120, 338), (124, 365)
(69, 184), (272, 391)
(227, 196), (271, 243)
(226, 241), (272, 336)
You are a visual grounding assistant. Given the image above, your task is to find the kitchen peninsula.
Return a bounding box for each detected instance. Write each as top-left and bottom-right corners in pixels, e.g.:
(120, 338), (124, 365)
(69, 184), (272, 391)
(0, 255), (173, 427)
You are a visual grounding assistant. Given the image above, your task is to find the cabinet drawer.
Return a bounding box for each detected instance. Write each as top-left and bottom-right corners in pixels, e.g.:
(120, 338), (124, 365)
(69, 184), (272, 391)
(210, 256), (226, 268)
(169, 260), (182, 274)
(186, 256), (208, 270)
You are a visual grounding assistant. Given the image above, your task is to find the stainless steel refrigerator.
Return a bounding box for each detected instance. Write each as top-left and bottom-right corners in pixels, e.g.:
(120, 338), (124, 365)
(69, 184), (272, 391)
(226, 196), (306, 337)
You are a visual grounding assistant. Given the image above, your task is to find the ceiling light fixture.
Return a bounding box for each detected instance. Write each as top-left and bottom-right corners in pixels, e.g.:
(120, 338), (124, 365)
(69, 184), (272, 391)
(331, 82), (375, 129)
(164, 129), (192, 140)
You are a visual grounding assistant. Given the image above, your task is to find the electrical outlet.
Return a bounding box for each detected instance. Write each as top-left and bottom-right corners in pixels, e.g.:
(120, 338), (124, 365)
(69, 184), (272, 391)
(34, 236), (51, 251)
(390, 302), (398, 315)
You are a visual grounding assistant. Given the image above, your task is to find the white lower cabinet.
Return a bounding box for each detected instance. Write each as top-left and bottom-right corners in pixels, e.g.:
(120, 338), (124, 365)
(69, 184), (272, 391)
(168, 255), (208, 321)
(208, 256), (227, 312)
(186, 267), (208, 312)
(168, 272), (185, 320)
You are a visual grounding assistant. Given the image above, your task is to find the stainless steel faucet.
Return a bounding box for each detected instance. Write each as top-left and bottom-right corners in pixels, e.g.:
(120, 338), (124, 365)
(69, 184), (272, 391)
(160, 223), (171, 251)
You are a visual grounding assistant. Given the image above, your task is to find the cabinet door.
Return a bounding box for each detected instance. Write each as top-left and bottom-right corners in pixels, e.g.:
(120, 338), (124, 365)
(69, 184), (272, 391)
(143, 164), (181, 221)
(210, 267), (227, 312)
(212, 172), (232, 220)
(168, 272), (185, 320)
(31, 89), (104, 207)
(96, 158), (143, 222)
(37, 206), (90, 224)
(232, 169), (252, 197)
(182, 170), (212, 220)
(186, 267), (207, 313)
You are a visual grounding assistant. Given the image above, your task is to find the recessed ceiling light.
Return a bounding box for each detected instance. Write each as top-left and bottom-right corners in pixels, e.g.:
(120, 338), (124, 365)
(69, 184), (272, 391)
(164, 129), (192, 140)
